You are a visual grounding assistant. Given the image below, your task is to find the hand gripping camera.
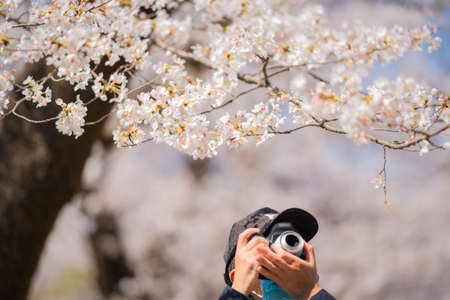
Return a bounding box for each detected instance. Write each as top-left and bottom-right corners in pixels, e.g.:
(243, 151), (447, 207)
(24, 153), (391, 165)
(254, 222), (306, 280)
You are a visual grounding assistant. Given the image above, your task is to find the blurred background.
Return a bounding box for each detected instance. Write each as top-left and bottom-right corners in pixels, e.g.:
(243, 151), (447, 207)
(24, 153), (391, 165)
(2, 1), (449, 300)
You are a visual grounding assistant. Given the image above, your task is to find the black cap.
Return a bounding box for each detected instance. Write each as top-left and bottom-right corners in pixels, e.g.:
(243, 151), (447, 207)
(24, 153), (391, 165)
(223, 207), (319, 286)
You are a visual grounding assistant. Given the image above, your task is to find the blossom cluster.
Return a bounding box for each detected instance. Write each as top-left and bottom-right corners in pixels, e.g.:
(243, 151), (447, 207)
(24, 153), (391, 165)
(22, 76), (52, 107)
(0, 0), (447, 158)
(0, 70), (14, 114)
(340, 77), (446, 142)
(55, 97), (87, 138)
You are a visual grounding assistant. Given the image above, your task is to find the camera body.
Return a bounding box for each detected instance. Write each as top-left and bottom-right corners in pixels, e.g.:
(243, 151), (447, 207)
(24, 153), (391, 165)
(265, 222), (306, 259)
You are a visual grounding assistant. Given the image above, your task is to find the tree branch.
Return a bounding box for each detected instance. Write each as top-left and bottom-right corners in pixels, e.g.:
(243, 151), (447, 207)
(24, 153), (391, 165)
(152, 39), (262, 85)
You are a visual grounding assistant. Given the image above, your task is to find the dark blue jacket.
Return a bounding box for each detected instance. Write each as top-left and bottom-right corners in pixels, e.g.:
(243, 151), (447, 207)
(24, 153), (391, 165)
(218, 285), (336, 300)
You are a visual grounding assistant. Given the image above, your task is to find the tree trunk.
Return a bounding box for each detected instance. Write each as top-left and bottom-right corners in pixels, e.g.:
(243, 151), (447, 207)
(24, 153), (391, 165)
(0, 60), (115, 300)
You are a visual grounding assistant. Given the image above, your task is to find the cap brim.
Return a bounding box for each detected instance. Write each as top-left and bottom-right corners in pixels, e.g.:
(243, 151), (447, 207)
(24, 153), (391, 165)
(263, 208), (318, 242)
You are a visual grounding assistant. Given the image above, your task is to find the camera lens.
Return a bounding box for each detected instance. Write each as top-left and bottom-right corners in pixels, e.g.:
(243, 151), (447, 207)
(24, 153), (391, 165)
(285, 234), (299, 247)
(276, 231), (304, 256)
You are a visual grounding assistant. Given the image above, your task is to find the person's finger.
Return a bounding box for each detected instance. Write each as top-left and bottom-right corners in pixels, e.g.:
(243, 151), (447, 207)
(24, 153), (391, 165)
(303, 242), (316, 267)
(256, 265), (280, 282)
(247, 235), (269, 250)
(255, 252), (278, 272)
(237, 228), (260, 248)
(272, 243), (298, 265)
(256, 244), (286, 269)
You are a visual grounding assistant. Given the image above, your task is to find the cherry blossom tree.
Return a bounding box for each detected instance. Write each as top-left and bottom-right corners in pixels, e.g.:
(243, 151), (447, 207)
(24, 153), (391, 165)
(0, 0), (449, 299)
(1, 0), (448, 155)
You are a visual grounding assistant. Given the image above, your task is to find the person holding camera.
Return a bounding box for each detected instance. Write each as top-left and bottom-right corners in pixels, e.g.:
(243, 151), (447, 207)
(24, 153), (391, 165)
(219, 207), (336, 300)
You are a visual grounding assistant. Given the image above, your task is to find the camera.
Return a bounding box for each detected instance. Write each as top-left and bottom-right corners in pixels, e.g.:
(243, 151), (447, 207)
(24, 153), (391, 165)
(250, 222), (306, 280)
(265, 222), (306, 259)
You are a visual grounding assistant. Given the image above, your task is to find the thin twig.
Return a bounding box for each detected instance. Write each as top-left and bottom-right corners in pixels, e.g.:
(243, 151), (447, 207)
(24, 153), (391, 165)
(256, 55), (271, 88)
(120, 137), (154, 148)
(126, 76), (162, 98)
(380, 146), (392, 209)
(306, 71), (330, 85)
(85, 109), (115, 126)
(84, 96), (99, 105)
(372, 128), (402, 133)
(200, 86), (262, 115)
(0, 98), (26, 119)
(12, 110), (59, 123)
(267, 47), (387, 71)
(269, 118), (339, 134)
(85, 0), (112, 13)
(426, 138), (446, 150)
(309, 114), (450, 150)
(11, 23), (45, 29)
